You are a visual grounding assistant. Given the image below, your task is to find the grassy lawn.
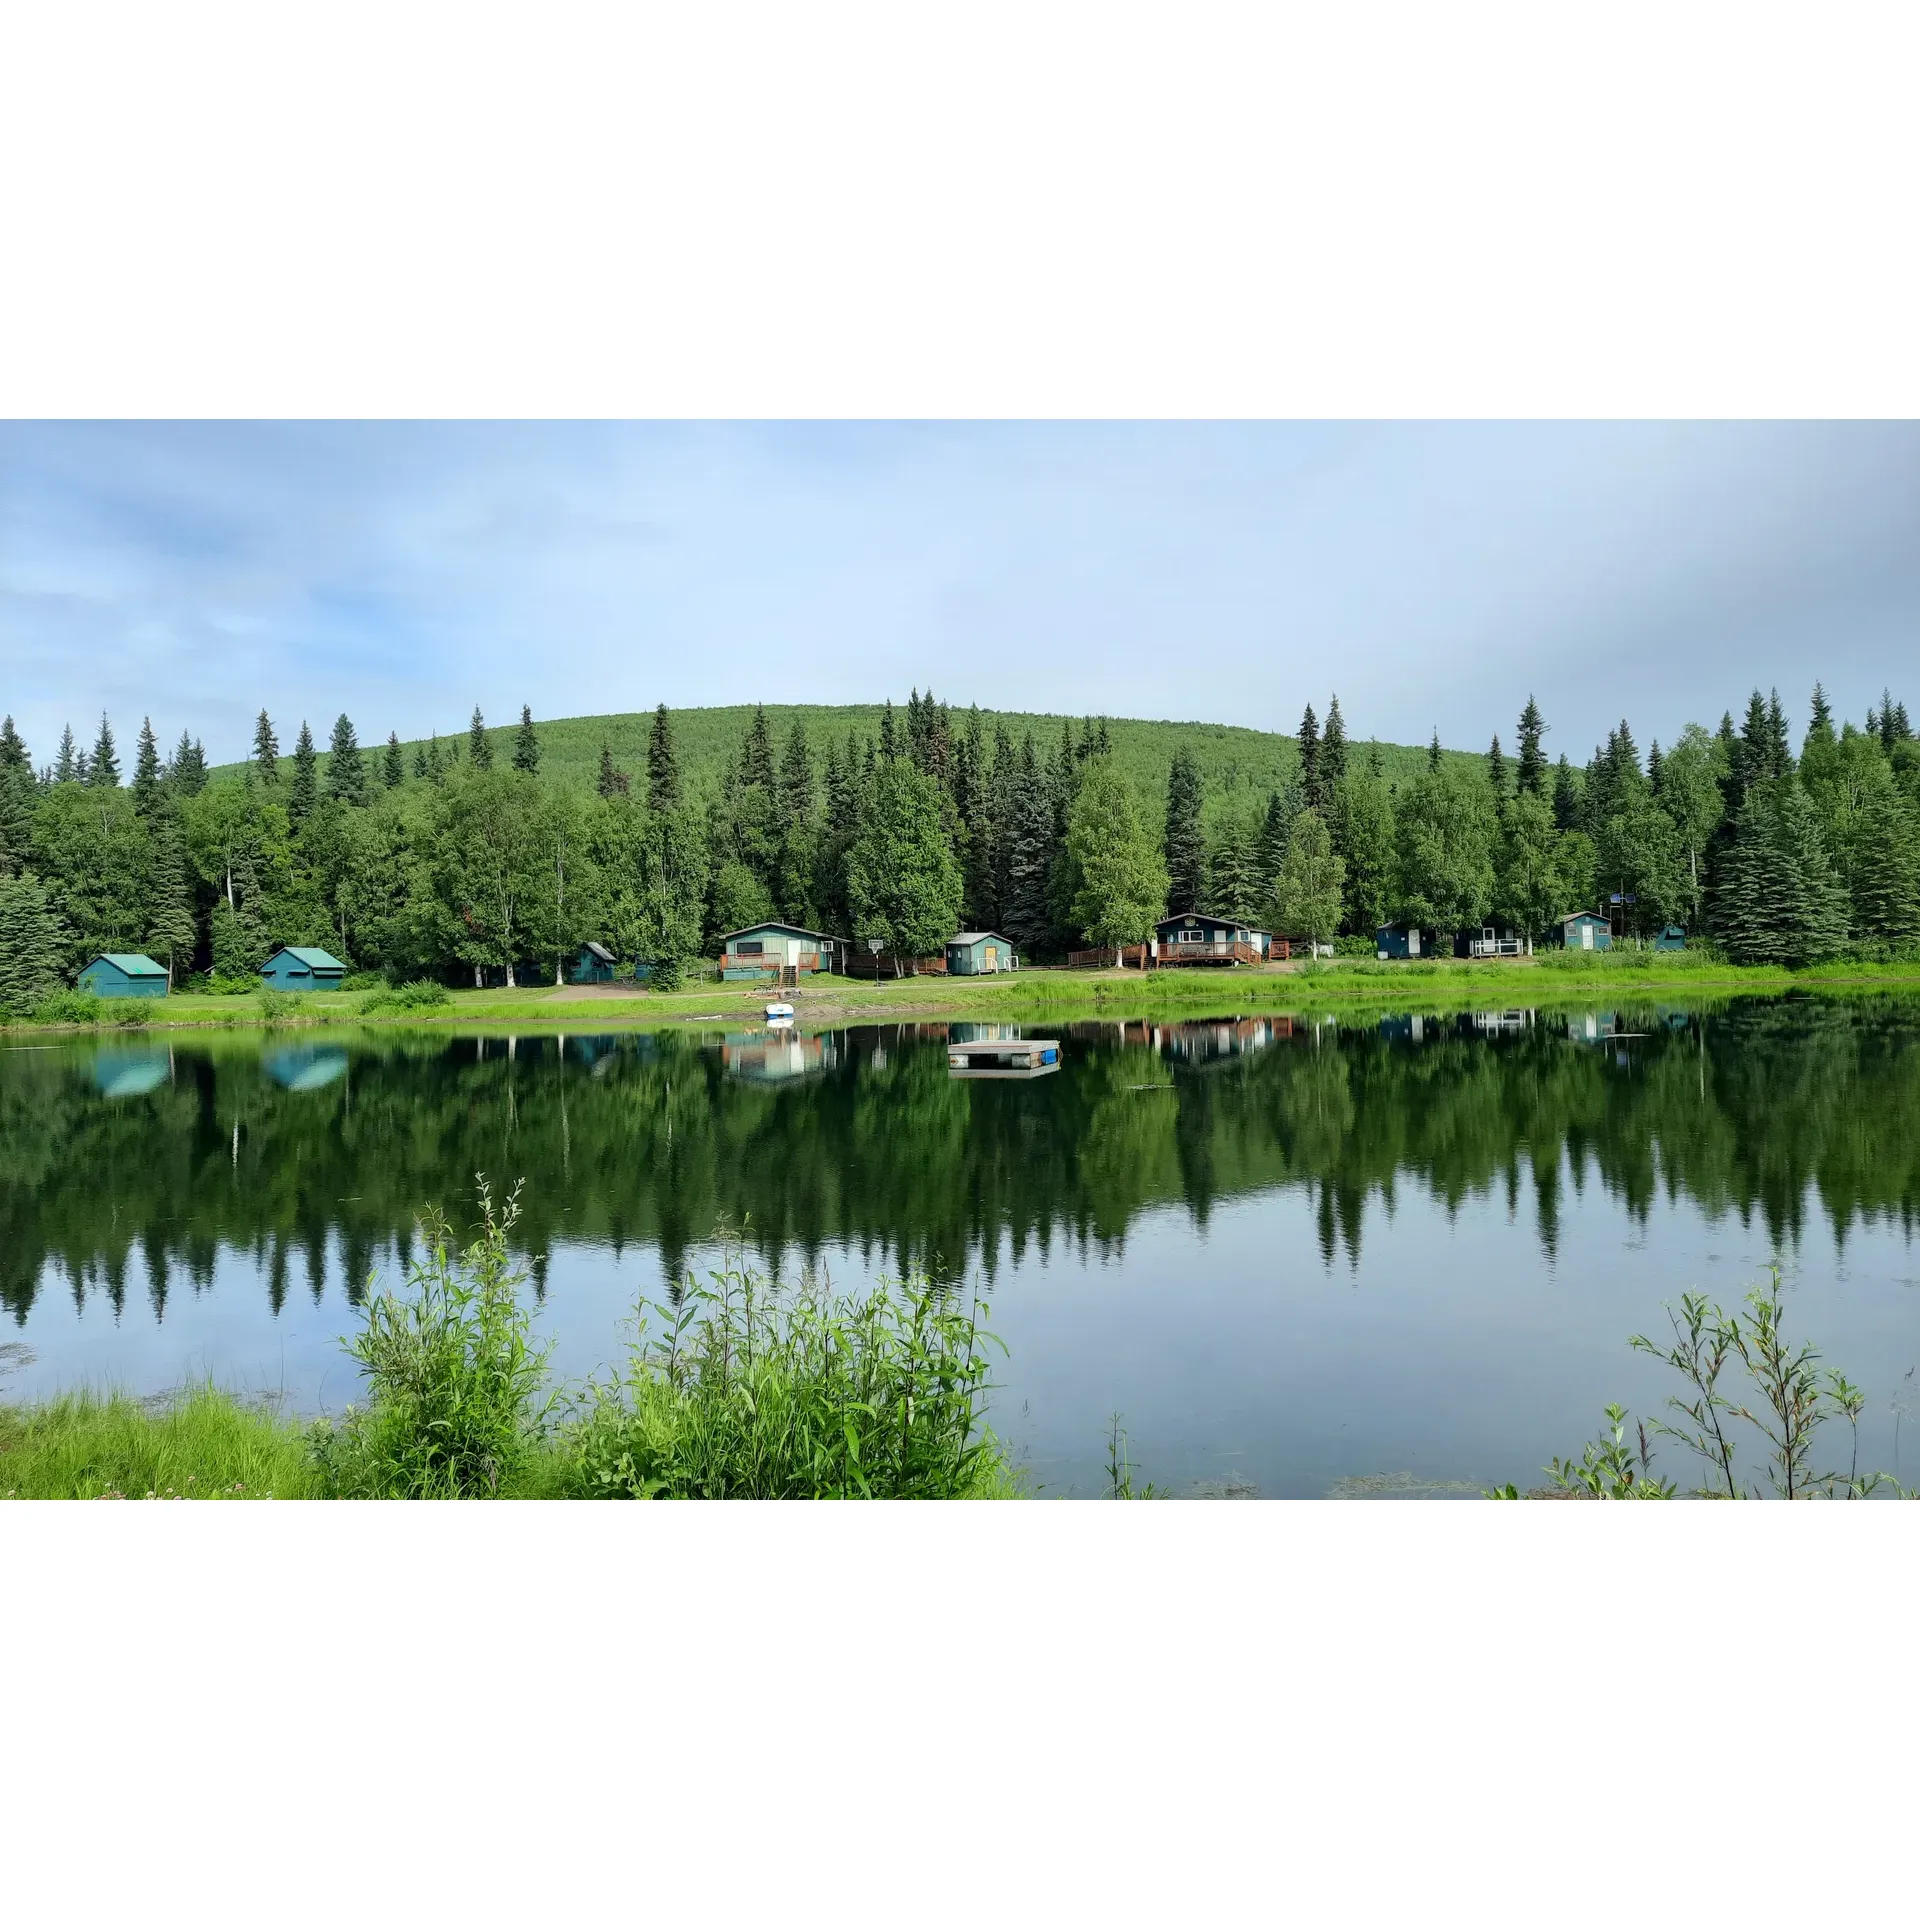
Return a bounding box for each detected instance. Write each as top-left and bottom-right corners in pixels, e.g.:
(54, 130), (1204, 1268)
(9, 951), (1920, 1038)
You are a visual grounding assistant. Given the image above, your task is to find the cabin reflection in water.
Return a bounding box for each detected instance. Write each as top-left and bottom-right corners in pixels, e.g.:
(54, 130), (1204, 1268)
(723, 1029), (834, 1083)
(1149, 1016), (1292, 1066)
(264, 1046), (349, 1092)
(92, 1049), (171, 1098)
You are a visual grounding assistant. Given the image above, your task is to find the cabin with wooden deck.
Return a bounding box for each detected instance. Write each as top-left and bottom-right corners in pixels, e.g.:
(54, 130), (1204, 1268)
(720, 923), (840, 981)
(78, 952), (169, 998)
(1153, 913), (1267, 966)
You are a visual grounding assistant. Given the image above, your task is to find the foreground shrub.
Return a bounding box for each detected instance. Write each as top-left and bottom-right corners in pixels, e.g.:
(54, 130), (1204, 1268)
(29, 988), (100, 1025)
(559, 1247), (1012, 1499)
(311, 1180), (553, 1498)
(0, 1384), (317, 1499)
(1494, 1266), (1900, 1499)
(360, 978), (453, 1013)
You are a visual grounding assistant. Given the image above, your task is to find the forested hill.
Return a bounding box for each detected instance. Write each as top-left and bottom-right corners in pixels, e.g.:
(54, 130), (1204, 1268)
(216, 702), (1471, 819)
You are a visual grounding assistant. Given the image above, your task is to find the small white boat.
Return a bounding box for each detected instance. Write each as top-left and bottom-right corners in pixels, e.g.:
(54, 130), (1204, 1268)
(764, 1002), (796, 1023)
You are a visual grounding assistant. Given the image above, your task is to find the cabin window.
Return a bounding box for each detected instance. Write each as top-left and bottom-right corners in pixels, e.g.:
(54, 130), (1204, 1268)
(736, 941), (764, 955)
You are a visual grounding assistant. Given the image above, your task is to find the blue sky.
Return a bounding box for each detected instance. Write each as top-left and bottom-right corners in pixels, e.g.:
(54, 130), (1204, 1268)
(3, 421), (1917, 768)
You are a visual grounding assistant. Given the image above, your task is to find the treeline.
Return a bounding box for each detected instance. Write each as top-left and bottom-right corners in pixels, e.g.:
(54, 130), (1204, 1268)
(2, 682), (1918, 1007)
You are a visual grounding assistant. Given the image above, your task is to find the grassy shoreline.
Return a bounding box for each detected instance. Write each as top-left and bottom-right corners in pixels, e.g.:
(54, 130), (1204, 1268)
(8, 953), (1920, 1039)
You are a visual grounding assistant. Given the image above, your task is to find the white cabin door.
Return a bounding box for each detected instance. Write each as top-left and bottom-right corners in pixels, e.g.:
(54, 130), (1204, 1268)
(1581, 923), (1593, 949)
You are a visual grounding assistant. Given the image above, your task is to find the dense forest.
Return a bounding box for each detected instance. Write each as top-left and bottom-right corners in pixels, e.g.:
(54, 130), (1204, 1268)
(2, 682), (1918, 1009)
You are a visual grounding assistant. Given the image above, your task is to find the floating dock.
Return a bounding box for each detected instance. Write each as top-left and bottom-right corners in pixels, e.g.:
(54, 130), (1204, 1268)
(948, 1038), (1060, 1077)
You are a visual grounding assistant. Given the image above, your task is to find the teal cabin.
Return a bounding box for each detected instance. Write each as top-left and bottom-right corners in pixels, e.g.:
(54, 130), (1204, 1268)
(260, 945), (347, 990)
(571, 940), (619, 984)
(944, 931), (1017, 975)
(1654, 924), (1688, 951)
(1558, 911), (1612, 952)
(721, 923), (838, 981)
(78, 953), (169, 998)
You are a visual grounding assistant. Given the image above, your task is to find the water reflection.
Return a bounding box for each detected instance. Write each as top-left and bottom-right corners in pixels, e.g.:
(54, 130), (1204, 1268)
(4, 998), (1919, 1337)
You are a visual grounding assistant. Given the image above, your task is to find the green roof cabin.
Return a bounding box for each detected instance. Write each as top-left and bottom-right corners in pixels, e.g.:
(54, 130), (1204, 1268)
(944, 931), (1018, 975)
(571, 940), (619, 984)
(1558, 911), (1612, 952)
(78, 952), (169, 998)
(721, 923), (839, 981)
(260, 945), (347, 990)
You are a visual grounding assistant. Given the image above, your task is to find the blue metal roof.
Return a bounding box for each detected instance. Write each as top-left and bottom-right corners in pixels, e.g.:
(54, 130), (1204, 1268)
(88, 952), (167, 978)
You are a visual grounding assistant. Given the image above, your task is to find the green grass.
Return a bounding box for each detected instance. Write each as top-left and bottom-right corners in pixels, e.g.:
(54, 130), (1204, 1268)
(10, 952), (1920, 1038)
(0, 1383), (320, 1499)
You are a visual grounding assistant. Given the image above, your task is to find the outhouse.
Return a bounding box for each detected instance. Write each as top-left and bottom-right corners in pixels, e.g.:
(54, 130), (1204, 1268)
(77, 952), (169, 998)
(1374, 925), (1436, 960)
(260, 945), (347, 990)
(571, 940), (619, 984)
(944, 931), (1018, 975)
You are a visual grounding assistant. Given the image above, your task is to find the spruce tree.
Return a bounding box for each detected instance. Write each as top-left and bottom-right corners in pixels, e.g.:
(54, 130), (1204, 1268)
(384, 732), (405, 788)
(1714, 784), (1848, 966)
(512, 704), (541, 775)
(1849, 787), (1920, 944)
(1552, 756), (1580, 833)
(597, 743), (630, 799)
(1206, 818), (1263, 920)
(131, 717), (163, 816)
(1163, 747), (1206, 915)
(1002, 738), (1054, 952)
(1428, 729), (1443, 772)
(144, 815), (197, 986)
(289, 721), (318, 827)
(426, 735), (445, 784)
(741, 705), (777, 792)
(326, 714), (367, 806)
(1296, 704), (1320, 805)
(1320, 696), (1349, 791)
(169, 729), (208, 796)
(647, 704), (682, 810)
(1807, 682), (1835, 752)
(413, 742), (430, 780)
(1486, 733), (1508, 811)
(468, 706), (492, 769)
(89, 712), (120, 786)
(0, 875), (66, 1013)
(54, 725), (77, 783)
(253, 710), (280, 782)
(0, 716), (24, 774)
(878, 699), (899, 761)
(1515, 696), (1548, 797)
(1256, 787), (1298, 891)
(1766, 687), (1792, 776)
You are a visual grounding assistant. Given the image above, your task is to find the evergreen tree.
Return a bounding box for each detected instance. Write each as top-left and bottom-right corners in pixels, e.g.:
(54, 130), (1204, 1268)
(1552, 755), (1580, 833)
(0, 874), (67, 1013)
(289, 721), (318, 828)
(468, 706), (492, 769)
(326, 714), (367, 807)
(647, 704), (682, 811)
(1848, 786), (1920, 944)
(169, 729), (208, 797)
(131, 717), (163, 816)
(1205, 815), (1263, 921)
(1296, 704), (1321, 807)
(776, 720), (819, 921)
(54, 725), (78, 783)
(1766, 687), (1792, 775)
(1163, 747), (1207, 915)
(1713, 784), (1849, 966)
(1807, 682), (1835, 752)
(512, 704), (541, 775)
(1515, 696), (1549, 797)
(1002, 738), (1055, 952)
(414, 741), (430, 781)
(1427, 729), (1443, 772)
(426, 735), (445, 784)
(1334, 766), (1395, 935)
(384, 732), (405, 788)
(740, 704), (777, 792)
(1320, 696), (1349, 792)
(878, 699), (899, 761)
(253, 710), (281, 783)
(1255, 786), (1299, 892)
(843, 758), (964, 963)
(0, 719), (32, 880)
(0, 716), (27, 775)
(89, 712), (120, 787)
(596, 743), (631, 799)
(1486, 733), (1508, 812)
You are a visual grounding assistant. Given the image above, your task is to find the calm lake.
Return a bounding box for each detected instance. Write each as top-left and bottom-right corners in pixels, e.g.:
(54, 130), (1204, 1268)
(5, 995), (1919, 1496)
